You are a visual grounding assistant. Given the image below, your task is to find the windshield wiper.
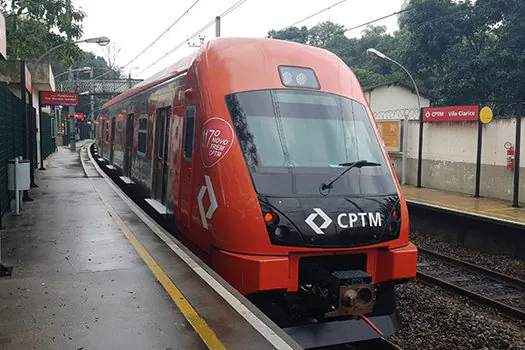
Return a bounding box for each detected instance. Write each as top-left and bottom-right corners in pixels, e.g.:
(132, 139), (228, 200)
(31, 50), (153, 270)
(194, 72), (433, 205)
(319, 160), (381, 195)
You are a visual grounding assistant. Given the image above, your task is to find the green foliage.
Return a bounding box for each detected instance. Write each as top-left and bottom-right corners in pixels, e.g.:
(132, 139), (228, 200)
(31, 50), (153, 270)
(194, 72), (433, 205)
(2, 0), (86, 66)
(268, 0), (525, 105)
(268, 22), (407, 89)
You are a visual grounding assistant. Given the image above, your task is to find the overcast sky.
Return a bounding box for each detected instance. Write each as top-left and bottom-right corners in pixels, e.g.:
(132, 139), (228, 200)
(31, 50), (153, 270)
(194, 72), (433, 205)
(74, 0), (406, 79)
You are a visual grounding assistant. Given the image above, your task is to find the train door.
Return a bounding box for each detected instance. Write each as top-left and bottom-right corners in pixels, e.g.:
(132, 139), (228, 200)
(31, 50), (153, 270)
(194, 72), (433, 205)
(124, 114), (134, 176)
(152, 107), (171, 203)
(178, 105), (196, 231)
(109, 117), (116, 163)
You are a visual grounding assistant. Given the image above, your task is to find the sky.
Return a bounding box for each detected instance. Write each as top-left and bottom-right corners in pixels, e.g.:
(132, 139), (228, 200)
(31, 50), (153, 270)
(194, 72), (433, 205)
(74, 0), (406, 80)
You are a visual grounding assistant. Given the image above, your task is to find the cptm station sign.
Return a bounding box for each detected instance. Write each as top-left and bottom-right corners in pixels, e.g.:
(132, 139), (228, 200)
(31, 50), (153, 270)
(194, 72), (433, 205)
(422, 105), (479, 123)
(39, 91), (79, 107)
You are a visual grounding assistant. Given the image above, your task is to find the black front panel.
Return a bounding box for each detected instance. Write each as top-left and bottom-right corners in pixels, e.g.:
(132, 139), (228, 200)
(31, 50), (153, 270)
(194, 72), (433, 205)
(261, 194), (400, 248)
(227, 88), (401, 248)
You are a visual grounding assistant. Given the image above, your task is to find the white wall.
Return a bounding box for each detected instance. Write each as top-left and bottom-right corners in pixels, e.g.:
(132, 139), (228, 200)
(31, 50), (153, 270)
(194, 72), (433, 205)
(365, 84), (431, 119)
(406, 118), (523, 167)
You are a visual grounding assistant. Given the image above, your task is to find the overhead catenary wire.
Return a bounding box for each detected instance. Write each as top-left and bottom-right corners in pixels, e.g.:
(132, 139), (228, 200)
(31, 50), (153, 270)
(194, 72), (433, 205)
(344, 6), (413, 33)
(283, 0), (348, 30)
(137, 0), (250, 76)
(92, 0), (203, 81)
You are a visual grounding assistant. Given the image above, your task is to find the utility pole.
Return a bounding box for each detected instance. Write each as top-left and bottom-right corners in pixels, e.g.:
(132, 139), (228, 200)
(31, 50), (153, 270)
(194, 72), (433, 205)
(90, 68), (94, 139)
(68, 68), (76, 152)
(215, 16), (221, 37)
(66, 0), (76, 152)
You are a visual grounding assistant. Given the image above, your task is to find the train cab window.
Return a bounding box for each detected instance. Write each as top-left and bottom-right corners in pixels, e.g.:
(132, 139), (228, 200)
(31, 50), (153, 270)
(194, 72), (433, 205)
(138, 116), (148, 155)
(183, 106), (196, 160)
(226, 89), (397, 196)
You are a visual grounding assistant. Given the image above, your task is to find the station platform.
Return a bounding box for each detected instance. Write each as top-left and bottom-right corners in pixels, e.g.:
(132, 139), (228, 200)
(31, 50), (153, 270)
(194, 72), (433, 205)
(0, 142), (300, 349)
(402, 185), (525, 228)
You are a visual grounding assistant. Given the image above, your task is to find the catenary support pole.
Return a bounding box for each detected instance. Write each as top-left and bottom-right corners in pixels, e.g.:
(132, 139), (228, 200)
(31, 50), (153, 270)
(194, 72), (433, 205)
(513, 115), (521, 207)
(417, 108), (424, 188)
(401, 113), (408, 185)
(216, 16), (221, 37)
(69, 68), (76, 152)
(475, 116), (482, 197)
(90, 68), (95, 138)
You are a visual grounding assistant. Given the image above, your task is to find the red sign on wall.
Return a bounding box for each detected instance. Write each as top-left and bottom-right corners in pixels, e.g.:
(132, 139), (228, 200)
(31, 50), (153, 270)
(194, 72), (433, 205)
(201, 118), (235, 168)
(422, 105), (479, 123)
(40, 91), (79, 106)
(66, 112), (85, 121)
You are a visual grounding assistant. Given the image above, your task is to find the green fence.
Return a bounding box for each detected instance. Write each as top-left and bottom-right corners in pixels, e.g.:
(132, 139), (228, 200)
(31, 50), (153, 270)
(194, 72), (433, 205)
(40, 111), (57, 160)
(0, 82), (25, 219)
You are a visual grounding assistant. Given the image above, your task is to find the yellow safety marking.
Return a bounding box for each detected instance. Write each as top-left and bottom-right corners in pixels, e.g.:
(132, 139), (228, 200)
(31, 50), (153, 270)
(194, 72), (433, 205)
(480, 207), (519, 212)
(94, 187), (226, 350)
(405, 196), (525, 224)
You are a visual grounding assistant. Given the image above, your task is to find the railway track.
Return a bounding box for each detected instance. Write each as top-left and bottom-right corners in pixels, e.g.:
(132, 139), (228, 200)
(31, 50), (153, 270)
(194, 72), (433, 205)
(316, 337), (402, 350)
(417, 247), (525, 320)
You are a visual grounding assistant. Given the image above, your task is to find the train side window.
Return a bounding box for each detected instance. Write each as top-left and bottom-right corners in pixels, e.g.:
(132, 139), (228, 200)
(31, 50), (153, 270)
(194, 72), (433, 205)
(117, 120), (123, 145)
(105, 121), (110, 143)
(138, 116), (148, 156)
(183, 106), (196, 161)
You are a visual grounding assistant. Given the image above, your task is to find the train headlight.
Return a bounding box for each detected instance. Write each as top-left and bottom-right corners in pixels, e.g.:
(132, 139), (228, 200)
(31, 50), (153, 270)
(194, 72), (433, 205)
(278, 66), (320, 89)
(381, 202), (402, 239)
(264, 211), (279, 225)
(259, 200), (305, 246)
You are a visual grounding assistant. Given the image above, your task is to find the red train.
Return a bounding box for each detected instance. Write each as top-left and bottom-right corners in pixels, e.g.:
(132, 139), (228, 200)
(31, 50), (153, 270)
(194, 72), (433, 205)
(96, 37), (417, 348)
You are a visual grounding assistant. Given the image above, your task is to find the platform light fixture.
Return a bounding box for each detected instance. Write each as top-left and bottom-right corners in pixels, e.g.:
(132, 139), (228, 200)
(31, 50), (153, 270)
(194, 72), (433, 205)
(366, 48), (421, 186)
(34, 36), (111, 69)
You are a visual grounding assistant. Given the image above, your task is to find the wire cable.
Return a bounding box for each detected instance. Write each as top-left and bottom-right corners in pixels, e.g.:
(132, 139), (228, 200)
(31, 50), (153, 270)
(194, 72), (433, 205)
(283, 0), (348, 29)
(93, 0), (202, 81)
(344, 6), (413, 33)
(137, 0), (251, 76)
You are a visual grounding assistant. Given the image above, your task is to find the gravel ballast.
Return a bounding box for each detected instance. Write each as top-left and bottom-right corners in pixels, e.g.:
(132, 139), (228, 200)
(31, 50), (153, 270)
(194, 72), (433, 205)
(411, 231), (525, 281)
(390, 281), (525, 350)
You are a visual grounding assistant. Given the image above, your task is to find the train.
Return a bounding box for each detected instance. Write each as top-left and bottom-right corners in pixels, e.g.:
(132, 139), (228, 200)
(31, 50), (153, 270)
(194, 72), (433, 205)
(95, 37), (418, 348)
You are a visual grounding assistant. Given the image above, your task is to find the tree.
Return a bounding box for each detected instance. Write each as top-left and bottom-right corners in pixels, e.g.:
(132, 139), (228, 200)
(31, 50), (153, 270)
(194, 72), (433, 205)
(101, 43), (123, 78)
(268, 22), (407, 87)
(268, 26), (308, 44)
(267, 1), (525, 105)
(2, 0), (86, 66)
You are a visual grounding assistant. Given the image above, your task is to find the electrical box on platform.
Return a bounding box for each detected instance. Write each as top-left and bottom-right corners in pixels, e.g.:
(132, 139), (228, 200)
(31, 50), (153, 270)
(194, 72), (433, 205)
(8, 159), (30, 191)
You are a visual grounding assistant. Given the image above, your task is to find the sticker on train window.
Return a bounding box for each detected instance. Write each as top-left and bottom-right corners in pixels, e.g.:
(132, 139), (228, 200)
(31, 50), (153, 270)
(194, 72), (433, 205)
(201, 118), (235, 168)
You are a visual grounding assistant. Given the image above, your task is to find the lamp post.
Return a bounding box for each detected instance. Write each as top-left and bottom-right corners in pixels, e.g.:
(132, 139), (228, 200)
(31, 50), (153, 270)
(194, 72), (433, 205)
(33, 36), (110, 68)
(366, 48), (421, 186)
(34, 36), (110, 152)
(54, 66), (91, 79)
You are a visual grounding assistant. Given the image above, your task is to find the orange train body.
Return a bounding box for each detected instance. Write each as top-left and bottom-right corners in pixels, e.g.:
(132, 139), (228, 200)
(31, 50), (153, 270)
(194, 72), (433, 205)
(96, 37), (417, 347)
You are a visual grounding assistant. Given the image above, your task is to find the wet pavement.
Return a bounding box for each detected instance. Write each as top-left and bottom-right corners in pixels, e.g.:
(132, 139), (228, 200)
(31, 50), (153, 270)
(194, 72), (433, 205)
(402, 185), (525, 225)
(0, 143), (287, 349)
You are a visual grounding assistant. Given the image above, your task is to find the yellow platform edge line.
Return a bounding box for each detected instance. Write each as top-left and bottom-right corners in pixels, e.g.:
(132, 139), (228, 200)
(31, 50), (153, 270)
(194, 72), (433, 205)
(94, 187), (226, 350)
(479, 206), (519, 212)
(405, 196), (525, 223)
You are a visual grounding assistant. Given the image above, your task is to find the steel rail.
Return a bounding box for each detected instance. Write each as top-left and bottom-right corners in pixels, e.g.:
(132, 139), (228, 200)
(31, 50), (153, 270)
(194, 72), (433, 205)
(354, 337), (403, 350)
(416, 250), (525, 320)
(418, 247), (525, 290)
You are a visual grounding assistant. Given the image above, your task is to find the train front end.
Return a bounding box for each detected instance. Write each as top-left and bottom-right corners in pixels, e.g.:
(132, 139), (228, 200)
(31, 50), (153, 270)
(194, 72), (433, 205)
(195, 38), (417, 348)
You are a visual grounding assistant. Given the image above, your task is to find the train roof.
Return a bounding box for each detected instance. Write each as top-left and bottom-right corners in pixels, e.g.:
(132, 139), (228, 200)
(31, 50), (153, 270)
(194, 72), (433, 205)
(101, 37), (357, 111)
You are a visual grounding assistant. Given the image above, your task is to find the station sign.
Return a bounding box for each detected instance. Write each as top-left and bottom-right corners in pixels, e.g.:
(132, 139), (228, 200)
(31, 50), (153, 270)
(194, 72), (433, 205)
(40, 91), (79, 106)
(377, 120), (401, 152)
(422, 105), (479, 123)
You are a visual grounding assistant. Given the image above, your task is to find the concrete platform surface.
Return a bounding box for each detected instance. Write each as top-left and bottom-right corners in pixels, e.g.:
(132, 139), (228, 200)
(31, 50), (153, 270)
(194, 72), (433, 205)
(0, 143), (298, 350)
(403, 185), (525, 226)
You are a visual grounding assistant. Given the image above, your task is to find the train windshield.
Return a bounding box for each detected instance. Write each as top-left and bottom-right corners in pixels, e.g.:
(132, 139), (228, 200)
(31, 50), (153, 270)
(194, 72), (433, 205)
(225, 89), (397, 196)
